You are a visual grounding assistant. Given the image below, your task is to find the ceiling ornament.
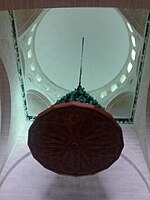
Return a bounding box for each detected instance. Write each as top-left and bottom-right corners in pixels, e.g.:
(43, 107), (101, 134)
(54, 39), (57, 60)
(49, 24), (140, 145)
(28, 38), (124, 176)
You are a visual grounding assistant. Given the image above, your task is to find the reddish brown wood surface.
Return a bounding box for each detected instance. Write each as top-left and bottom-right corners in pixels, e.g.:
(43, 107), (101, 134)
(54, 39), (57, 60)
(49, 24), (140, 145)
(28, 102), (124, 176)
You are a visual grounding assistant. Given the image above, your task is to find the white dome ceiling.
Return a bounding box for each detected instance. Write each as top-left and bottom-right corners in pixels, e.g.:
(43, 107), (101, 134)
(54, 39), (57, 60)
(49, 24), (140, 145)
(34, 8), (129, 91)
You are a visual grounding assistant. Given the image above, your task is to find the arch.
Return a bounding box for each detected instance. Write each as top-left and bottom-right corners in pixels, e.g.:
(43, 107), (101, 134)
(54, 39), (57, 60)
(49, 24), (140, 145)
(146, 82), (150, 169)
(26, 89), (51, 116)
(0, 58), (11, 137)
(146, 82), (150, 130)
(106, 92), (134, 118)
(0, 58), (11, 171)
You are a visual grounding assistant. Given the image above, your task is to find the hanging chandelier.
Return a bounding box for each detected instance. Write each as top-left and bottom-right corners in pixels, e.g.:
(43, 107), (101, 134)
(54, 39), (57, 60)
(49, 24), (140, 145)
(28, 38), (124, 176)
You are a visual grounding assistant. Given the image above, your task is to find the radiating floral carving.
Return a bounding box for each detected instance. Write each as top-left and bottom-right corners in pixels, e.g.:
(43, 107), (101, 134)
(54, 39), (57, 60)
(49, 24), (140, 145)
(28, 102), (123, 176)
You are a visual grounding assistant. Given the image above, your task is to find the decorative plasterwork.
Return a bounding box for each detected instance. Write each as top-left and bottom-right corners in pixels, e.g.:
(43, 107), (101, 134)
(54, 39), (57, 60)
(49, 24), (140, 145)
(9, 9), (150, 124)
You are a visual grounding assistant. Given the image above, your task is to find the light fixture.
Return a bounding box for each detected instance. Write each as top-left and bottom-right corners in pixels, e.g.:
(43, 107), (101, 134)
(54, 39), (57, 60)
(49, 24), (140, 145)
(131, 36), (136, 47)
(28, 38), (124, 177)
(100, 91), (107, 99)
(36, 74), (42, 82)
(120, 74), (126, 83)
(131, 49), (136, 60)
(27, 50), (32, 59)
(30, 63), (36, 71)
(127, 22), (133, 33)
(28, 36), (32, 45)
(111, 84), (118, 92)
(127, 62), (133, 73)
(31, 24), (37, 32)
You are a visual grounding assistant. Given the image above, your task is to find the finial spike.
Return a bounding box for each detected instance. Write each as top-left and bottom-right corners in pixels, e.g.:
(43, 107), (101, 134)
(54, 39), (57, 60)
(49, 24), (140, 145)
(79, 37), (84, 86)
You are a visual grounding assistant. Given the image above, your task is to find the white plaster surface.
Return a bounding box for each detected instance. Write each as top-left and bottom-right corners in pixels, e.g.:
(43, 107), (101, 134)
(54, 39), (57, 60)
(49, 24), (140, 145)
(0, 154), (149, 200)
(35, 8), (129, 91)
(0, 125), (150, 200)
(0, 9), (150, 200)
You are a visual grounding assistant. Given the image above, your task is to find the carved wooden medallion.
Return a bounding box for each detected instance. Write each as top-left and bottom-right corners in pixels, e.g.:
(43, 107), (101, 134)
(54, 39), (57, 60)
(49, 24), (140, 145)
(28, 102), (124, 176)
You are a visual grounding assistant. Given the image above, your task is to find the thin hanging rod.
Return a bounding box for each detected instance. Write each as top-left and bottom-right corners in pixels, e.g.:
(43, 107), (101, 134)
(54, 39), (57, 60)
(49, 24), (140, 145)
(79, 37), (84, 86)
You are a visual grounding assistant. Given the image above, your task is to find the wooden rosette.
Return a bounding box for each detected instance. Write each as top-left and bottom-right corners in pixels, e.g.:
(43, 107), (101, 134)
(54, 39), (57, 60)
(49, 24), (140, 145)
(28, 102), (124, 176)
